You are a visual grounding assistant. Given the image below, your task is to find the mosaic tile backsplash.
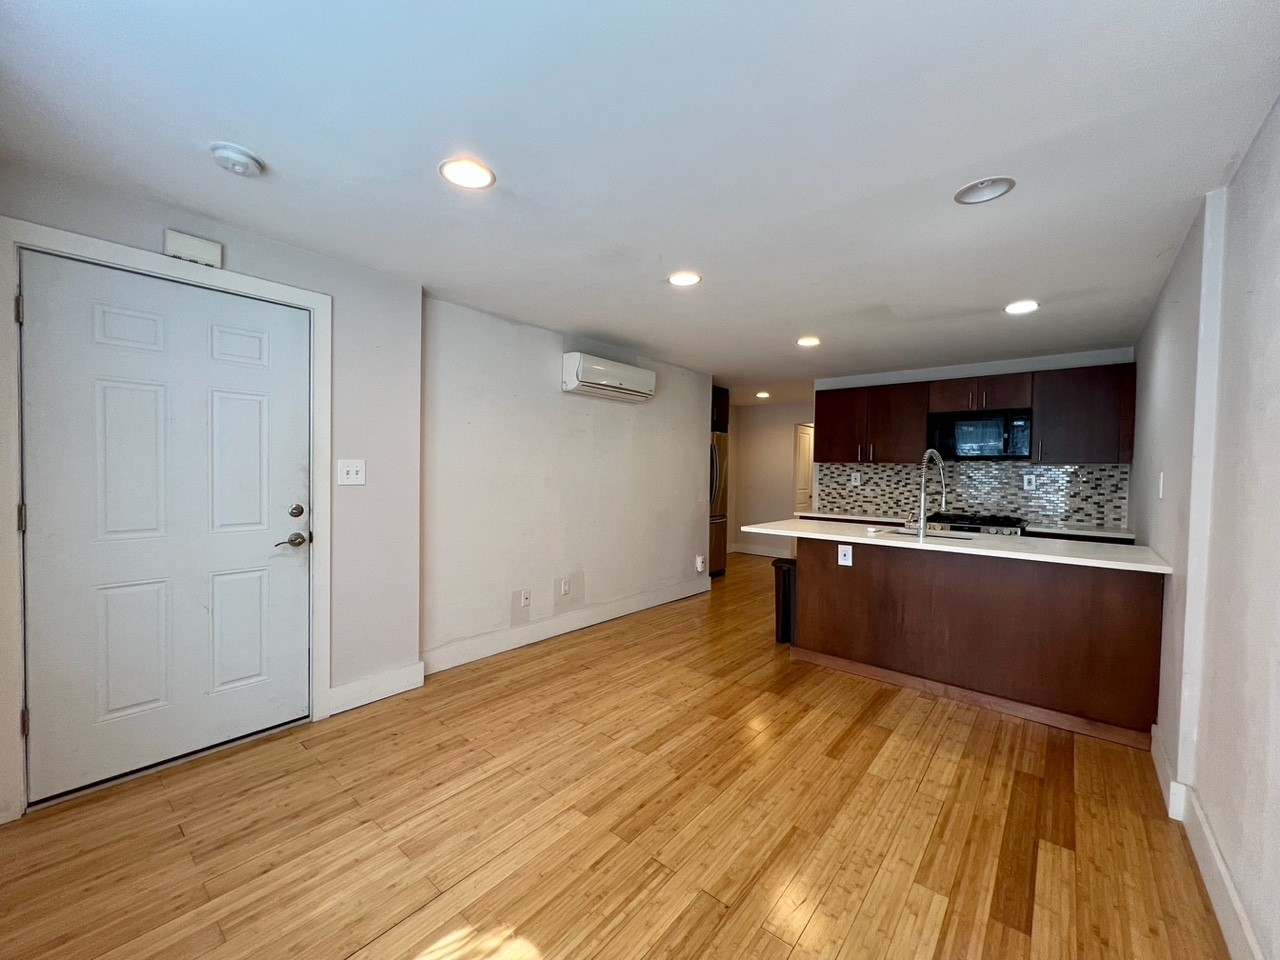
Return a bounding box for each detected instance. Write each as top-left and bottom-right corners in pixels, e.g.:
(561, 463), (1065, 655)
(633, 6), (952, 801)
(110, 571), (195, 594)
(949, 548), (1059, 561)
(815, 461), (1129, 529)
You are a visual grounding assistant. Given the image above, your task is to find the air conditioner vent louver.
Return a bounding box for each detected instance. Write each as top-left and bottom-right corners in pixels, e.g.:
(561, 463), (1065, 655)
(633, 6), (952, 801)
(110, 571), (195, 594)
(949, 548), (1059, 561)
(561, 352), (655, 403)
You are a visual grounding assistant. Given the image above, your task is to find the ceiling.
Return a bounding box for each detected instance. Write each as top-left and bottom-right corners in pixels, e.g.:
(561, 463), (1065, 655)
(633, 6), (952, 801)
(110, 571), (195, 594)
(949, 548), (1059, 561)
(3, 1), (1279, 403)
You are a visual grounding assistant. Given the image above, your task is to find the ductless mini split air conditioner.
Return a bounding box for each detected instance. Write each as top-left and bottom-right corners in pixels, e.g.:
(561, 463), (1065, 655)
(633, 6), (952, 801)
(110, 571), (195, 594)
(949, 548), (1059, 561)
(561, 352), (656, 402)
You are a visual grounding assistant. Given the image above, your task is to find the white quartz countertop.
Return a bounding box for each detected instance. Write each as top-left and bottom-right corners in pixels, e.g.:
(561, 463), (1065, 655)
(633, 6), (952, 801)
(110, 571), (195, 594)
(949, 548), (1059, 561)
(747, 519), (1171, 574)
(793, 510), (1136, 541)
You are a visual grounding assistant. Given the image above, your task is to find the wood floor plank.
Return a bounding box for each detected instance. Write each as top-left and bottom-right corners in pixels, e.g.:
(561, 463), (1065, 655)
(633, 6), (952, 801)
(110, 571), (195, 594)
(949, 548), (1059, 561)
(0, 555), (1227, 960)
(1031, 840), (1077, 960)
(990, 769), (1045, 935)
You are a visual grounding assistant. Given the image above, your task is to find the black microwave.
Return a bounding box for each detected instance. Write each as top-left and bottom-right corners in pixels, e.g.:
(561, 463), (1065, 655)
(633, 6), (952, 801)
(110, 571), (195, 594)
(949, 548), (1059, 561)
(927, 410), (1032, 460)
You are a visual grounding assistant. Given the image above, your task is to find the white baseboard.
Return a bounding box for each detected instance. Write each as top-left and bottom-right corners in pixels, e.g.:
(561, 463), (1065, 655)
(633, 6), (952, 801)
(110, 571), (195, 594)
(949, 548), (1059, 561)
(729, 539), (795, 560)
(423, 579), (710, 675)
(1149, 723), (1187, 819)
(1182, 788), (1266, 960)
(326, 661), (425, 715)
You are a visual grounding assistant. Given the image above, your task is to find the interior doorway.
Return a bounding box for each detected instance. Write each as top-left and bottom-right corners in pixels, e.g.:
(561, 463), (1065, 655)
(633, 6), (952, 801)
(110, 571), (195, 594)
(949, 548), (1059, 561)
(794, 423), (815, 514)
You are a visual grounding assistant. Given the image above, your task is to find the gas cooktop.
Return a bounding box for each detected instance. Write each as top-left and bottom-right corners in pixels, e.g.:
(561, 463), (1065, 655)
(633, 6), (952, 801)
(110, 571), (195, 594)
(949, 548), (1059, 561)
(925, 512), (1029, 536)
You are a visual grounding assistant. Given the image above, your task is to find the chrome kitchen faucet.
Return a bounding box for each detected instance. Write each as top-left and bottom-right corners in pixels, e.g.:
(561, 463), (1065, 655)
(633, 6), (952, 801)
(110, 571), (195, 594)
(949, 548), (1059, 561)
(916, 448), (948, 542)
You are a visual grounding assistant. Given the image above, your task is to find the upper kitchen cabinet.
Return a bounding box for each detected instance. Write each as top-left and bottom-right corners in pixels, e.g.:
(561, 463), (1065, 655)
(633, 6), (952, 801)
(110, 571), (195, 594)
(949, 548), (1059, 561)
(711, 385), (730, 433)
(1032, 364), (1136, 463)
(814, 387), (868, 462)
(978, 372), (1033, 410)
(928, 377), (978, 413)
(865, 382), (928, 463)
(929, 372), (1032, 412)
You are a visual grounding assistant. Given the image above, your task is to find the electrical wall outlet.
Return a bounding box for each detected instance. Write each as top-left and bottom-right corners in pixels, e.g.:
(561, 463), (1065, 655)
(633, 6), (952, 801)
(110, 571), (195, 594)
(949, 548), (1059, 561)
(1022, 474), (1036, 491)
(337, 459), (366, 485)
(849, 472), (862, 487)
(559, 577), (571, 597)
(520, 589), (531, 608)
(695, 554), (706, 573)
(837, 544), (853, 566)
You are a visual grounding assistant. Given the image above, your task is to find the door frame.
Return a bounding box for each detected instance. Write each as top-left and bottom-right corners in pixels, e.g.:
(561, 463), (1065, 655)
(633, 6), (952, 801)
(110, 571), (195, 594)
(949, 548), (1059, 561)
(794, 422), (815, 513)
(0, 216), (333, 819)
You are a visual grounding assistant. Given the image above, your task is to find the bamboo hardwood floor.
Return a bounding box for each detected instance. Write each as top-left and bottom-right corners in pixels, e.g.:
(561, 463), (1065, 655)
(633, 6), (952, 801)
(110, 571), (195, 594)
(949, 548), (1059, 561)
(0, 554), (1227, 960)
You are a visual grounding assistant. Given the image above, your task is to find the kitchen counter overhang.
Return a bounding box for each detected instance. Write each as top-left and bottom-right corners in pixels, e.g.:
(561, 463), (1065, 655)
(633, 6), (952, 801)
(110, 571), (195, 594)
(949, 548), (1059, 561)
(742, 518), (1169, 742)
(741, 518), (1171, 574)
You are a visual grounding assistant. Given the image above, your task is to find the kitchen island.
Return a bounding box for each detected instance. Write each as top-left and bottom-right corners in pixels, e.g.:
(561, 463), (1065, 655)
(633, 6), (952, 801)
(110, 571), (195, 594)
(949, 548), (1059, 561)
(741, 519), (1171, 746)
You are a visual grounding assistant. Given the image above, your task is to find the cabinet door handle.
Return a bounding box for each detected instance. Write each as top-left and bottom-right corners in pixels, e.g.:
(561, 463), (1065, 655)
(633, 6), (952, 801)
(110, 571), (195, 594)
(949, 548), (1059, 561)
(869, 444), (875, 462)
(857, 443), (862, 463)
(968, 391), (974, 409)
(982, 390), (988, 409)
(1038, 441), (1044, 462)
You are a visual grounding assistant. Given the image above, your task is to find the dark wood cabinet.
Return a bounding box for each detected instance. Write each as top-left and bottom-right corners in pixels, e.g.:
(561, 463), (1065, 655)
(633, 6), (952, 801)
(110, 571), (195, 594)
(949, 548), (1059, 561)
(711, 385), (730, 433)
(865, 382), (928, 463)
(1032, 364), (1136, 463)
(795, 539), (1163, 732)
(819, 363), (1132, 465)
(978, 372), (1033, 410)
(816, 383), (927, 463)
(814, 387), (868, 463)
(929, 372), (1032, 412)
(928, 378), (978, 413)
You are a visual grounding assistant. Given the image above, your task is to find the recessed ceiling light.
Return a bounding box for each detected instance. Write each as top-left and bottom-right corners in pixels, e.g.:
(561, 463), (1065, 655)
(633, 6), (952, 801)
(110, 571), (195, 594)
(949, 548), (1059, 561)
(954, 177), (1015, 204)
(1004, 299), (1040, 315)
(210, 142), (265, 178)
(439, 156), (496, 189)
(667, 270), (702, 287)
(755, 391), (770, 399)
(797, 336), (821, 347)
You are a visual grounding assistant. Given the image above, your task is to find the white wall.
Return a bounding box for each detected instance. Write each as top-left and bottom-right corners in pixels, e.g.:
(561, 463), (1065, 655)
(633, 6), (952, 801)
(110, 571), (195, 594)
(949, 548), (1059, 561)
(729, 401), (816, 559)
(1130, 205), (1207, 795)
(1190, 97), (1280, 960)
(0, 163), (425, 819)
(420, 298), (710, 672)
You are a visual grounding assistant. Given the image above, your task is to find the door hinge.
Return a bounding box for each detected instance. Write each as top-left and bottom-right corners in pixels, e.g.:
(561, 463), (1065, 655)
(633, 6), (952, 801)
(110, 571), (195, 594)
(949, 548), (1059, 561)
(19, 708), (29, 737)
(13, 292), (22, 325)
(17, 503), (26, 533)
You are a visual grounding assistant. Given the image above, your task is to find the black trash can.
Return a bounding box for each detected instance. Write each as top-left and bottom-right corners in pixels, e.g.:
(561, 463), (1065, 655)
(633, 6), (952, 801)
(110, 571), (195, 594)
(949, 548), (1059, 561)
(771, 558), (797, 644)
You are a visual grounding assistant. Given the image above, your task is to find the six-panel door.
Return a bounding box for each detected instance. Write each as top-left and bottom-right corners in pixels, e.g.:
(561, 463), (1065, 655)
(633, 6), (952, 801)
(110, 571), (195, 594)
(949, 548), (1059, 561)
(21, 251), (312, 801)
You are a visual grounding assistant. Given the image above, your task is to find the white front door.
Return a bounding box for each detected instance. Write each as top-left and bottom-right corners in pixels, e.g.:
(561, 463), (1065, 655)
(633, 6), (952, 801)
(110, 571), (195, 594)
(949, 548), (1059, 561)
(21, 251), (312, 802)
(794, 424), (814, 512)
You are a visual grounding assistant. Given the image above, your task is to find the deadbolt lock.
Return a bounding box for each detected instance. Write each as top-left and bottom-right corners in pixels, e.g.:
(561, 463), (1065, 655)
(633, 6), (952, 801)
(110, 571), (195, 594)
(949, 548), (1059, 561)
(288, 503), (305, 518)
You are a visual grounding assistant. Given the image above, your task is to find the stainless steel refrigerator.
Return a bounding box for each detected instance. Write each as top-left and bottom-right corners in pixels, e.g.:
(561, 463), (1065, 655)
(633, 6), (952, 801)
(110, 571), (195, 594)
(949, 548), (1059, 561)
(709, 432), (728, 576)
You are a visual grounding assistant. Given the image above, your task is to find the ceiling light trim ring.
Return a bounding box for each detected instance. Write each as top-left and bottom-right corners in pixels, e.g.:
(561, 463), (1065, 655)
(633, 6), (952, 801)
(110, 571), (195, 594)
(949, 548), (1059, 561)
(953, 177), (1016, 204)
(439, 156), (497, 189)
(1004, 299), (1040, 315)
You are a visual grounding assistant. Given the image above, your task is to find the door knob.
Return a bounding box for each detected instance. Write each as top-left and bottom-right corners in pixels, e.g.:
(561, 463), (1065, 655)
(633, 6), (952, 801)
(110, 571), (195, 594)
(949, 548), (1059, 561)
(275, 532), (307, 547)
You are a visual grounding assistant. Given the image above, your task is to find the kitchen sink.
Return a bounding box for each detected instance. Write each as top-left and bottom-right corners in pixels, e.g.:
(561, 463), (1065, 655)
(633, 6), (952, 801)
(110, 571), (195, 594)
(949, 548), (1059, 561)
(889, 530), (976, 541)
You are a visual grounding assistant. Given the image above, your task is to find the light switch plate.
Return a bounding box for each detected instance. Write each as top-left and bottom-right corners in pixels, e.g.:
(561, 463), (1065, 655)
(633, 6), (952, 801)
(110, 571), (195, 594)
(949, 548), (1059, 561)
(1023, 474), (1036, 491)
(337, 459), (366, 485)
(849, 472), (861, 487)
(837, 544), (853, 566)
